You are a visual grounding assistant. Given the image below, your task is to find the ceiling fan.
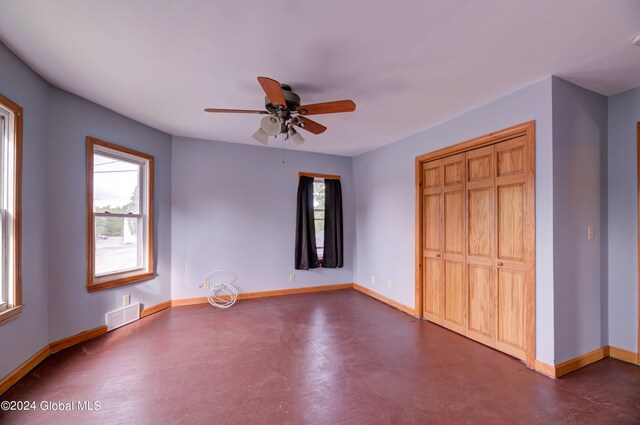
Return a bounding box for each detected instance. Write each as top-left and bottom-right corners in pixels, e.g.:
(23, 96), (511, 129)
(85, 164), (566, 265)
(204, 77), (356, 146)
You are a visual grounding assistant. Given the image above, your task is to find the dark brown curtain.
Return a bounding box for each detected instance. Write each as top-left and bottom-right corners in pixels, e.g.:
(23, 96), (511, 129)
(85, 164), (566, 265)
(295, 176), (319, 270)
(322, 178), (343, 268)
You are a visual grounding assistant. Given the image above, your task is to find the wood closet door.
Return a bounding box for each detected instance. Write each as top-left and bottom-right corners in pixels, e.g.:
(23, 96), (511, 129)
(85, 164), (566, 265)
(419, 124), (533, 364)
(464, 138), (529, 360)
(422, 160), (444, 324)
(441, 153), (466, 333)
(493, 136), (529, 360)
(465, 146), (496, 347)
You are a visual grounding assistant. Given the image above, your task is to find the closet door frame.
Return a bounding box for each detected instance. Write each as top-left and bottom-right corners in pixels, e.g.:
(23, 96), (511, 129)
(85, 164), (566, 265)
(415, 121), (536, 368)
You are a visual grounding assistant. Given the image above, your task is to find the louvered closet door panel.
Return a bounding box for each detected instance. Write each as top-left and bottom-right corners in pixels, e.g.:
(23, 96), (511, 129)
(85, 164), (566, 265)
(465, 146), (496, 346)
(441, 153), (466, 333)
(494, 136), (528, 361)
(422, 160), (444, 323)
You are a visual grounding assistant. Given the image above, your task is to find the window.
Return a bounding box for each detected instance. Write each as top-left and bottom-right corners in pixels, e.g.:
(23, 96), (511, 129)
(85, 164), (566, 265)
(295, 172), (343, 270)
(86, 137), (154, 292)
(312, 178), (325, 260)
(0, 94), (23, 325)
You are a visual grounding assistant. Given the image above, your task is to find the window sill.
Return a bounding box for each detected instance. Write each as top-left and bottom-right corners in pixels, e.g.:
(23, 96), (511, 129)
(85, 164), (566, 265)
(87, 271), (155, 293)
(0, 305), (24, 325)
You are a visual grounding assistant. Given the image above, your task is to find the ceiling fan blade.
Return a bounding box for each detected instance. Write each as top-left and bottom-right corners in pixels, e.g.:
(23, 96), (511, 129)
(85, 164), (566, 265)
(297, 100), (356, 115)
(204, 108), (268, 114)
(294, 116), (327, 135)
(257, 76), (287, 107)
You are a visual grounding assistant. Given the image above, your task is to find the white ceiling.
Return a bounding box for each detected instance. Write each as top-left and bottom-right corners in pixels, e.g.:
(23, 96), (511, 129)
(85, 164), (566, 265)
(1, 1), (639, 156)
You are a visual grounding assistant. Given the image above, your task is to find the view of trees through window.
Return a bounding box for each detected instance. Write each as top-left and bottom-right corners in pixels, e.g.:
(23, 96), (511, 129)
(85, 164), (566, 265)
(94, 185), (139, 237)
(93, 152), (143, 275)
(313, 180), (325, 259)
(88, 138), (154, 287)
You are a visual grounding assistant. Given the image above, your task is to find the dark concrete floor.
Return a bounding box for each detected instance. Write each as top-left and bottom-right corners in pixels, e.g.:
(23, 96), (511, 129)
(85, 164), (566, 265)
(1, 289), (639, 424)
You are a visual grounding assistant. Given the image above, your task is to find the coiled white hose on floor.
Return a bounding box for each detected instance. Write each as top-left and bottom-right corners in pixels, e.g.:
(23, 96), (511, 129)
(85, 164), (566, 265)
(203, 270), (238, 309)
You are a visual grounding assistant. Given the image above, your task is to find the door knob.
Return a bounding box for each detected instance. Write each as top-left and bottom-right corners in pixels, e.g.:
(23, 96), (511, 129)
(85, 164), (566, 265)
(497, 262), (503, 267)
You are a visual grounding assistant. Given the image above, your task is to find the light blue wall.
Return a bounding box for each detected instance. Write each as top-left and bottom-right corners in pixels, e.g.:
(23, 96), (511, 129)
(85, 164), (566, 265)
(46, 88), (173, 342)
(551, 77), (608, 363)
(171, 136), (355, 299)
(608, 86), (640, 353)
(0, 42), (51, 379)
(0, 39), (173, 379)
(353, 78), (556, 363)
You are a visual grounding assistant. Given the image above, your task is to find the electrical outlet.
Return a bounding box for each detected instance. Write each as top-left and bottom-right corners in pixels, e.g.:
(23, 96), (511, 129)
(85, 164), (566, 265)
(371, 275), (376, 285)
(587, 226), (595, 240)
(387, 280), (392, 289)
(201, 280), (210, 289)
(289, 274), (295, 282)
(123, 294), (130, 306)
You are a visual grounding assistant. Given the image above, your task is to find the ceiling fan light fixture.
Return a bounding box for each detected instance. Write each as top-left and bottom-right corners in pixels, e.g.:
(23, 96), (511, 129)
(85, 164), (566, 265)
(290, 130), (305, 147)
(260, 115), (282, 136)
(252, 128), (269, 145)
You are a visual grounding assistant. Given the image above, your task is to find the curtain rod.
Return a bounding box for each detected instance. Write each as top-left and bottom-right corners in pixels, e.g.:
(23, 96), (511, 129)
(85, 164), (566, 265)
(298, 172), (341, 180)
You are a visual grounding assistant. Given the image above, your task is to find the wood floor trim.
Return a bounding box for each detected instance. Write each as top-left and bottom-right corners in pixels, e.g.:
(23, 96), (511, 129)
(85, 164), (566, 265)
(1, 327), (108, 395)
(353, 283), (417, 317)
(535, 345), (639, 379)
(534, 360), (556, 378)
(49, 326), (108, 355)
(172, 297), (208, 307)
(238, 283), (353, 299)
(141, 300), (172, 318)
(0, 346), (50, 396)
(609, 345), (639, 365)
(172, 283), (354, 307)
(555, 346), (610, 378)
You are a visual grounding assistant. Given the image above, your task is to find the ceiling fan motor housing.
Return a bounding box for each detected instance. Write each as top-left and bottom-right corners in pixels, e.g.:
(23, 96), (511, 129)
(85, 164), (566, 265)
(265, 84), (300, 113)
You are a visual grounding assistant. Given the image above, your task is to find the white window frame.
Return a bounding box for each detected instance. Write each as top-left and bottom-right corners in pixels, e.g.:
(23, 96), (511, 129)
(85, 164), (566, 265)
(0, 114), (6, 311)
(86, 137), (155, 292)
(0, 94), (23, 325)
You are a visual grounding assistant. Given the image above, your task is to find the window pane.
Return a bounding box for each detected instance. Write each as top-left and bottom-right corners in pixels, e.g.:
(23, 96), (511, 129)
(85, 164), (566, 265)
(0, 117), (5, 306)
(94, 153), (141, 213)
(315, 225), (324, 259)
(313, 181), (325, 209)
(95, 217), (141, 275)
(313, 180), (325, 259)
(1, 115), (5, 210)
(0, 212), (4, 307)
